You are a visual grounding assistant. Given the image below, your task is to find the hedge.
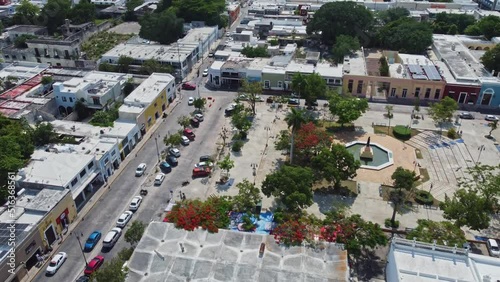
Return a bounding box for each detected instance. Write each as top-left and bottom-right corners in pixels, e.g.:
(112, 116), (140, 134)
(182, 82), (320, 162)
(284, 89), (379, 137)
(414, 190), (434, 205)
(392, 125), (412, 140)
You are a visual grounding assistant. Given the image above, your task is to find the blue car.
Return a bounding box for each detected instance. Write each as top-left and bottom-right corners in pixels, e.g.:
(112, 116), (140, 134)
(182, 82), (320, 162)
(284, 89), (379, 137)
(159, 162), (172, 173)
(84, 231), (101, 252)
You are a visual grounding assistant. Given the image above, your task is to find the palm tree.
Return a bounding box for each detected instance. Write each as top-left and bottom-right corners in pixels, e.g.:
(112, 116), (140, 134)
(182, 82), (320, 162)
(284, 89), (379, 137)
(291, 73), (307, 97)
(285, 108), (307, 164)
(488, 120), (498, 137)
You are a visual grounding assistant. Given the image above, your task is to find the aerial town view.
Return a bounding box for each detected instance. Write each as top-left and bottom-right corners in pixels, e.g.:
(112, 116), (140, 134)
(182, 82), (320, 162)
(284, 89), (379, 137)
(0, 0), (500, 281)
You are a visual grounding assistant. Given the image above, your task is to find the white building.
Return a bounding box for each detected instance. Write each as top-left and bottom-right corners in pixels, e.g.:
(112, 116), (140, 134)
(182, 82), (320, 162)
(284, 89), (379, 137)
(90, 0), (125, 6)
(387, 238), (500, 281)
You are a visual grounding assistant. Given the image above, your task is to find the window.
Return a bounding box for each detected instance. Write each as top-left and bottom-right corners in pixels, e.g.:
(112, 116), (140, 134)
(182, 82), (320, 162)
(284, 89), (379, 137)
(111, 150), (116, 156)
(434, 89), (441, 99)
(277, 81), (282, 88)
(70, 177), (78, 187)
(264, 80), (270, 89)
(414, 87), (420, 97)
(79, 169), (86, 178)
(69, 97), (73, 103)
(347, 80), (353, 93)
(425, 88), (431, 98)
(104, 158), (109, 164)
(22, 56), (26, 60)
(4, 55), (9, 59)
(93, 97), (100, 105)
(402, 89), (408, 98)
(64, 50), (70, 59)
(62, 96), (67, 102)
(88, 162), (94, 169)
(390, 88), (396, 97)
(356, 80), (363, 94)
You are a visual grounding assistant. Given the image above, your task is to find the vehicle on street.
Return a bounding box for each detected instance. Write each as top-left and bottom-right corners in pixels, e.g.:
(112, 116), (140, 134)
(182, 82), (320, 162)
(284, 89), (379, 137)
(485, 115), (499, 121)
(84, 231), (102, 252)
(84, 256), (104, 276)
(194, 113), (204, 121)
(76, 276), (89, 282)
(188, 97), (194, 105)
(288, 98), (299, 105)
(459, 112), (474, 119)
(103, 228), (122, 249)
(168, 147), (181, 157)
(116, 211), (133, 228)
(167, 155), (178, 166)
(182, 82), (196, 90)
(183, 128), (195, 141)
(192, 167), (211, 178)
(199, 155), (213, 162)
(129, 196), (143, 211)
(202, 69), (208, 77)
(194, 161), (213, 168)
(159, 162), (172, 173)
(190, 118), (199, 127)
(225, 103), (238, 116)
(154, 173), (166, 185)
(181, 135), (190, 145)
(238, 94), (248, 101)
(208, 53), (214, 58)
(487, 239), (500, 257)
(46, 252), (67, 275)
(135, 163), (147, 177)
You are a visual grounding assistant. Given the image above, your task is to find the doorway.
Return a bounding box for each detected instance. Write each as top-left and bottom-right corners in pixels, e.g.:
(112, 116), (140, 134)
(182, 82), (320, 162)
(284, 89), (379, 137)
(481, 91), (493, 106)
(458, 92), (467, 104)
(44, 225), (57, 246)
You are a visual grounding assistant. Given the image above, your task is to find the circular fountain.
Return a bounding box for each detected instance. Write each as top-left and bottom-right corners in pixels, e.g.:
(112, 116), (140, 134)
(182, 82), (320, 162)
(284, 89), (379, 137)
(345, 137), (394, 170)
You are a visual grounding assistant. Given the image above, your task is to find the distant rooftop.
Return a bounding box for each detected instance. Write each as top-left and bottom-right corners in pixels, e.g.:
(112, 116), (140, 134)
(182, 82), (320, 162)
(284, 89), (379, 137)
(126, 222), (350, 282)
(286, 60), (314, 74)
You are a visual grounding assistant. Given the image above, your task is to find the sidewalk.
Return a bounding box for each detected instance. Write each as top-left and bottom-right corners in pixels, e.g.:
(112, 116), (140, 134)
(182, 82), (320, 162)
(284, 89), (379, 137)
(22, 99), (181, 281)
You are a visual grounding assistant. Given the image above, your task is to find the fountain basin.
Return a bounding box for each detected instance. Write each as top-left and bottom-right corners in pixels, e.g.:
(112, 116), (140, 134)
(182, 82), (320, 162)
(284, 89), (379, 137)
(345, 141), (394, 170)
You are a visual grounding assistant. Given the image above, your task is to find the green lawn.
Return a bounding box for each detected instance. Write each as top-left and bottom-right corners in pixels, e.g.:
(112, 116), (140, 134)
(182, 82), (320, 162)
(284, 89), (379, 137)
(81, 32), (133, 60)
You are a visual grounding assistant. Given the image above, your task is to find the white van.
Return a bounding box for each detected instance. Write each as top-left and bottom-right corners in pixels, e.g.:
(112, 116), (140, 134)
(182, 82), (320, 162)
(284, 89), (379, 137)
(103, 227), (122, 249)
(487, 239), (500, 257)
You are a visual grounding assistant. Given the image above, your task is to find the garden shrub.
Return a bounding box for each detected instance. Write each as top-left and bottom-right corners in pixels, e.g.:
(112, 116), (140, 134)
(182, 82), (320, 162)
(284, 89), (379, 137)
(447, 128), (458, 139)
(232, 140), (244, 152)
(385, 218), (400, 228)
(392, 125), (411, 140)
(414, 190), (434, 205)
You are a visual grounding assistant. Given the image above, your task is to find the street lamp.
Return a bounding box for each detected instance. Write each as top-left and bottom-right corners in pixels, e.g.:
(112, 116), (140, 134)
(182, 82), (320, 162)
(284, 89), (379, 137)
(476, 145), (485, 164)
(72, 232), (88, 267)
(154, 134), (161, 163)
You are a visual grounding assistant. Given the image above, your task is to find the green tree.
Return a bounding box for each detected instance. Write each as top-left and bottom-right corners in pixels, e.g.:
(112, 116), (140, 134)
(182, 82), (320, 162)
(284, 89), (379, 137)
(239, 80), (262, 116)
(139, 10), (184, 45)
(414, 98), (421, 113)
(440, 165), (500, 230)
(41, 0), (72, 35)
(385, 105), (394, 132)
(481, 44), (500, 75)
(332, 35), (360, 63)
(285, 107), (307, 164)
(89, 111), (113, 127)
(117, 247), (134, 261)
(98, 62), (117, 72)
(14, 34), (36, 48)
(12, 0), (39, 25)
(139, 58), (174, 75)
(311, 146), (360, 188)
(488, 120), (498, 137)
(231, 110), (252, 139)
(389, 167), (416, 227)
(173, 0), (226, 27)
(306, 2), (374, 45)
(378, 7), (410, 24)
(177, 115), (190, 129)
(126, 0), (144, 11)
(427, 96), (458, 131)
(155, 0), (172, 13)
(465, 15), (500, 39)
(432, 13), (476, 34)
(125, 221), (146, 247)
(241, 46), (269, 58)
(193, 98), (206, 111)
(117, 56), (134, 73)
(406, 219), (467, 246)
(379, 56), (389, 77)
(377, 18), (433, 54)
(217, 154), (234, 176)
(74, 99), (89, 120)
(41, 76), (53, 85)
(91, 256), (127, 282)
(291, 73), (307, 98)
(32, 122), (58, 146)
(69, 0), (96, 25)
(261, 166), (314, 212)
(328, 92), (369, 126)
(274, 130), (290, 151)
(303, 73), (327, 106)
(233, 179), (262, 213)
(163, 133), (182, 148)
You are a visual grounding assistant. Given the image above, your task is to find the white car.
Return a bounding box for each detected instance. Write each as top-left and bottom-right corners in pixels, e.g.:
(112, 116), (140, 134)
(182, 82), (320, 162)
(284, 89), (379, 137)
(116, 211), (133, 228)
(194, 113), (204, 121)
(194, 161), (213, 168)
(154, 173), (165, 186)
(46, 252), (67, 275)
(188, 97), (194, 105)
(135, 163), (147, 177)
(168, 147), (181, 157)
(181, 136), (190, 145)
(485, 115), (499, 121)
(129, 196), (142, 211)
(202, 69), (208, 77)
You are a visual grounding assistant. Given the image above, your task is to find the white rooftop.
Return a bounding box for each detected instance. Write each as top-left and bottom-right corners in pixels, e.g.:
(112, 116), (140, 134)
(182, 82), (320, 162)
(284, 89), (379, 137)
(286, 60), (315, 74)
(248, 58), (271, 70)
(0, 63), (48, 80)
(315, 63), (343, 78)
(343, 51), (367, 76)
(263, 66), (286, 75)
(124, 73), (174, 105)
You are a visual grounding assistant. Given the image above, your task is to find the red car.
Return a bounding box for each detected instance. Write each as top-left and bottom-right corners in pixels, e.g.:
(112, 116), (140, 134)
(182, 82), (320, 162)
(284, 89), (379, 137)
(182, 82), (196, 90)
(183, 128), (195, 141)
(192, 167), (211, 178)
(84, 256), (104, 276)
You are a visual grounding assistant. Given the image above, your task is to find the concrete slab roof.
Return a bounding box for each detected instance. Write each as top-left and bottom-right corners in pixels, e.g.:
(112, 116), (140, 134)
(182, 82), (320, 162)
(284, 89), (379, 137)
(126, 222), (350, 282)
(124, 73), (174, 105)
(315, 63), (343, 78)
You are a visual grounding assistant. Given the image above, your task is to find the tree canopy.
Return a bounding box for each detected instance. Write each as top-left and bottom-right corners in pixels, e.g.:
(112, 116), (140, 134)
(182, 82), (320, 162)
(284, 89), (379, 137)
(465, 15), (500, 40)
(406, 219), (467, 247)
(261, 166), (314, 212)
(433, 13), (476, 35)
(481, 44), (500, 75)
(332, 35), (360, 63)
(378, 7), (410, 24)
(427, 96), (458, 126)
(12, 0), (40, 25)
(233, 179), (262, 213)
(124, 221), (146, 247)
(68, 0), (97, 25)
(290, 73), (327, 105)
(328, 92), (369, 126)
(306, 2), (373, 45)
(241, 46), (270, 58)
(285, 107), (308, 164)
(239, 80), (262, 116)
(139, 10), (184, 45)
(40, 0), (72, 35)
(311, 146), (360, 188)
(389, 167), (416, 227)
(377, 18), (433, 54)
(173, 0), (227, 27)
(91, 257), (127, 282)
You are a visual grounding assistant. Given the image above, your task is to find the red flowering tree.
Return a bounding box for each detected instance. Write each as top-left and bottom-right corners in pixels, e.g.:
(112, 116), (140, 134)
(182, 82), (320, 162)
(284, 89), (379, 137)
(272, 219), (310, 246)
(294, 122), (332, 160)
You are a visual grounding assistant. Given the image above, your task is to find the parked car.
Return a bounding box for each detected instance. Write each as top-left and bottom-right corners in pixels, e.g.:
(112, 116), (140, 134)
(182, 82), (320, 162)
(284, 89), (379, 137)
(459, 112), (474, 119)
(208, 53), (214, 58)
(181, 135), (190, 145)
(46, 252), (67, 275)
(168, 147), (181, 157)
(102, 228), (122, 249)
(487, 239), (500, 257)
(84, 256), (104, 276)
(154, 173), (165, 186)
(225, 103), (238, 116)
(84, 231), (102, 252)
(192, 167), (211, 178)
(190, 118), (200, 127)
(116, 211), (133, 228)
(183, 128), (195, 141)
(129, 196), (143, 211)
(485, 115), (499, 121)
(194, 161), (213, 168)
(238, 94), (248, 101)
(194, 113), (204, 121)
(76, 276), (89, 282)
(202, 69), (208, 77)
(166, 155), (178, 166)
(288, 98), (300, 105)
(182, 82), (196, 90)
(188, 97), (194, 105)
(199, 155), (213, 162)
(135, 163), (147, 177)
(159, 162), (172, 173)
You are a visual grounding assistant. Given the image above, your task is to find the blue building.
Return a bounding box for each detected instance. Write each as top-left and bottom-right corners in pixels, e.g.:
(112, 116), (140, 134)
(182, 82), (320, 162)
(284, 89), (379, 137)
(478, 78), (500, 108)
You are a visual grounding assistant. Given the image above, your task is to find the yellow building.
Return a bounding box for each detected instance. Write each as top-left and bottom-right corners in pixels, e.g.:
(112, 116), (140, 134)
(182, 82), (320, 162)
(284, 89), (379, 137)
(342, 50), (446, 102)
(118, 73), (176, 133)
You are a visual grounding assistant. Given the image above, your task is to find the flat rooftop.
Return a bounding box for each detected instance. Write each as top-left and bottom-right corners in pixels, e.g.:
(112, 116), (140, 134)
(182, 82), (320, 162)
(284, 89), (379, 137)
(126, 222), (349, 282)
(0, 63), (48, 80)
(286, 60), (315, 74)
(315, 62), (343, 78)
(248, 57), (271, 70)
(343, 51), (367, 76)
(124, 73), (174, 105)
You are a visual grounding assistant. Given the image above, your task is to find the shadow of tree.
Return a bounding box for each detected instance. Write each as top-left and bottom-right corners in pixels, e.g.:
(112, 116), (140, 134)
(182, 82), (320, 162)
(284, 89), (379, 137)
(333, 127), (368, 144)
(354, 249), (386, 281)
(313, 193), (355, 214)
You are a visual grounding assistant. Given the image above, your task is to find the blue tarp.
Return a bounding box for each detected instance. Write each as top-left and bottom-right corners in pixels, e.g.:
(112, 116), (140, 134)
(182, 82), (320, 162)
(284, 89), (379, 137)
(229, 211), (275, 234)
